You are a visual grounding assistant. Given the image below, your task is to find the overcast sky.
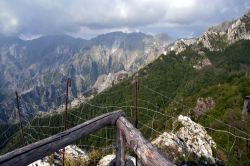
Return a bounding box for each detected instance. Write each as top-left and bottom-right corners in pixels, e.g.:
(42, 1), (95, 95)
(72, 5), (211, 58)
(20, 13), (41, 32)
(0, 0), (250, 39)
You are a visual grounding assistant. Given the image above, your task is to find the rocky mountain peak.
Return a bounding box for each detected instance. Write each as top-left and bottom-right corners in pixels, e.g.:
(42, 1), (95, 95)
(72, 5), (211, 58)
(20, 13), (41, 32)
(208, 21), (233, 33)
(170, 10), (250, 54)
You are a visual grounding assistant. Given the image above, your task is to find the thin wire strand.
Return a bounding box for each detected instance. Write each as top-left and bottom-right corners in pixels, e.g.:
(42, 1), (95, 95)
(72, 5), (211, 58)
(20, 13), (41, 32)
(141, 84), (250, 137)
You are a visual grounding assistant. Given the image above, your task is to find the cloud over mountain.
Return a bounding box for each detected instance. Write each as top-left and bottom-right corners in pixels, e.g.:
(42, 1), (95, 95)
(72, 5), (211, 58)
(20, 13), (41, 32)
(0, 0), (249, 38)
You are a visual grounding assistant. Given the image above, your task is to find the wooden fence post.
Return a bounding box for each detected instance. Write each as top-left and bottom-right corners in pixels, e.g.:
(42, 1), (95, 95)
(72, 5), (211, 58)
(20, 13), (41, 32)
(116, 116), (174, 166)
(133, 78), (139, 166)
(63, 78), (71, 166)
(116, 127), (125, 166)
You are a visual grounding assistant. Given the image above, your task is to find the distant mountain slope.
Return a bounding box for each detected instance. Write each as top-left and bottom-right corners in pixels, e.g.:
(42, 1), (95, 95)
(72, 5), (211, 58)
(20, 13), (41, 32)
(0, 32), (171, 123)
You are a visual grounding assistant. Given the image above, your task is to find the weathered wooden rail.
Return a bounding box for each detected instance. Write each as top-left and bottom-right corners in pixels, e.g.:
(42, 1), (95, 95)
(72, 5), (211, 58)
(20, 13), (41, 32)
(0, 110), (174, 166)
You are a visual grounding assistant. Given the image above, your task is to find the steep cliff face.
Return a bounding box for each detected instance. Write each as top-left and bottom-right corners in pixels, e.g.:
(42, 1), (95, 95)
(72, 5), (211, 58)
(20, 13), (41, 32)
(0, 32), (171, 123)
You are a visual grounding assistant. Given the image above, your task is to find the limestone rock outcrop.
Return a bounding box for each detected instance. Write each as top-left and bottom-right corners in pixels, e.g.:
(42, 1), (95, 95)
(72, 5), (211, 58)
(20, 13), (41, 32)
(152, 115), (216, 164)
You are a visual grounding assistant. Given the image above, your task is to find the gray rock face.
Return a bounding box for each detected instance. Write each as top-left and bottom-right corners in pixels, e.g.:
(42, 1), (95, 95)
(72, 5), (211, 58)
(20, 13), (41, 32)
(193, 97), (215, 118)
(0, 32), (171, 123)
(199, 10), (250, 51)
(152, 115), (216, 164)
(170, 38), (196, 54)
(97, 154), (137, 166)
(93, 70), (129, 93)
(192, 55), (212, 70)
(171, 10), (250, 54)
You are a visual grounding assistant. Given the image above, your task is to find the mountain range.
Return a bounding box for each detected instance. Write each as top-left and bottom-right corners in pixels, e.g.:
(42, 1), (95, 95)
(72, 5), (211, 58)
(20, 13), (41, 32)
(0, 32), (171, 123)
(1, 10), (250, 124)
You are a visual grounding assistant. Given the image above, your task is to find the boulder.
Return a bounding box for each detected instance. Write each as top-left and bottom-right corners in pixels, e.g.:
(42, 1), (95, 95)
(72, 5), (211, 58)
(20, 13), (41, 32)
(152, 115), (216, 164)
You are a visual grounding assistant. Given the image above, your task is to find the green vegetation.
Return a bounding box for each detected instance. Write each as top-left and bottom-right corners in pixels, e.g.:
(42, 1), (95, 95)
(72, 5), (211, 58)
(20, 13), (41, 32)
(208, 33), (228, 50)
(1, 40), (250, 165)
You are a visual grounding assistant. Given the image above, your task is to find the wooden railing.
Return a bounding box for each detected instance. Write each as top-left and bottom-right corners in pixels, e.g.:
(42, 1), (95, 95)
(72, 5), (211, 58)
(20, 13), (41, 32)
(0, 110), (174, 166)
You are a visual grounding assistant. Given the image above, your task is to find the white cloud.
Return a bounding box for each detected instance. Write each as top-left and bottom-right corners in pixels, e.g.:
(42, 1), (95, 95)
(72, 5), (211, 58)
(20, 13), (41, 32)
(0, 0), (249, 38)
